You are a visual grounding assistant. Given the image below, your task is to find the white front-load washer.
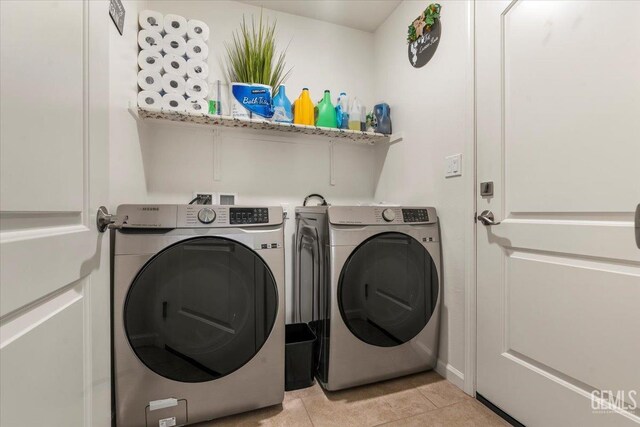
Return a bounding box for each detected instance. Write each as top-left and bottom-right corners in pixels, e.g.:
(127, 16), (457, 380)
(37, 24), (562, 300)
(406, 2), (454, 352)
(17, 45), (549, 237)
(295, 206), (441, 391)
(113, 204), (284, 426)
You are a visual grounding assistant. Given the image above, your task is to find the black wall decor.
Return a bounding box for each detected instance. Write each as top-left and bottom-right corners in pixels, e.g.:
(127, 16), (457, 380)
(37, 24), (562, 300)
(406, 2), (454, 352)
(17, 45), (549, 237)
(407, 4), (441, 68)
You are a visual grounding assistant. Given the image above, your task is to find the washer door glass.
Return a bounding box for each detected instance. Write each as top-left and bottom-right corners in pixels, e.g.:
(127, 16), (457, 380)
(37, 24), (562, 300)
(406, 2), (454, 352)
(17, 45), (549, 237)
(124, 236), (278, 383)
(338, 232), (438, 347)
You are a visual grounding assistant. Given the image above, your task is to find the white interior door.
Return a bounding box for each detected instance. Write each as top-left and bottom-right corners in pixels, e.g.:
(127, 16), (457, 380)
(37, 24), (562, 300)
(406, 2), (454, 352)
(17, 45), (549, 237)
(0, 1), (110, 425)
(476, 1), (640, 426)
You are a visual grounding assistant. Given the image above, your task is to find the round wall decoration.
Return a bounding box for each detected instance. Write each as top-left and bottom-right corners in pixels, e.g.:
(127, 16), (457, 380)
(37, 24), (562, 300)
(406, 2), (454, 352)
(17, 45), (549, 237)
(407, 3), (442, 68)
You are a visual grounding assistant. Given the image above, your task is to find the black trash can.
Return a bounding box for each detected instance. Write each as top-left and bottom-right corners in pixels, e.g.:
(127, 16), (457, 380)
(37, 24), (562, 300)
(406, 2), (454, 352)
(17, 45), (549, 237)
(285, 323), (316, 391)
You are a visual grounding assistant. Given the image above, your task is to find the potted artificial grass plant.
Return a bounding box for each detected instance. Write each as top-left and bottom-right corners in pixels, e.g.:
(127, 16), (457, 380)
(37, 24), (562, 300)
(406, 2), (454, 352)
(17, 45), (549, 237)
(225, 13), (292, 120)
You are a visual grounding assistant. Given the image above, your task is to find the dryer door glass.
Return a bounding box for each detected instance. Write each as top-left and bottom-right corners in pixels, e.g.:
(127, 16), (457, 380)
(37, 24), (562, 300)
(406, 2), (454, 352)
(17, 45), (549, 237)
(338, 232), (438, 347)
(124, 236), (278, 383)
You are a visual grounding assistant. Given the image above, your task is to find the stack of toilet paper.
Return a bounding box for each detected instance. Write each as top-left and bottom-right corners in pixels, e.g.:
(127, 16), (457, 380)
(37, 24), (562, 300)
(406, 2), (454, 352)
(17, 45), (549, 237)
(137, 10), (210, 114)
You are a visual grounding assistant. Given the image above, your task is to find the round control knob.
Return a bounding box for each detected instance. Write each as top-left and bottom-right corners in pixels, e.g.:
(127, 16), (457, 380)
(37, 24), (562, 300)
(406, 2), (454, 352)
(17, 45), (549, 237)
(382, 208), (396, 222)
(197, 207), (216, 224)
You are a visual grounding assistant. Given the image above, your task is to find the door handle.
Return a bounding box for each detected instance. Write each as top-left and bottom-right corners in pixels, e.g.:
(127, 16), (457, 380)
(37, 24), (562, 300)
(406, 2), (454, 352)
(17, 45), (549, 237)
(635, 203), (640, 249)
(96, 206), (126, 232)
(477, 210), (501, 226)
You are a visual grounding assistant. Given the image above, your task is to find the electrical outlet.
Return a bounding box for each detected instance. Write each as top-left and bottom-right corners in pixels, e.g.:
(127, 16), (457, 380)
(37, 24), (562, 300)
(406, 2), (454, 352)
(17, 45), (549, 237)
(192, 192), (215, 205)
(445, 154), (462, 178)
(281, 203), (290, 220)
(218, 193), (237, 205)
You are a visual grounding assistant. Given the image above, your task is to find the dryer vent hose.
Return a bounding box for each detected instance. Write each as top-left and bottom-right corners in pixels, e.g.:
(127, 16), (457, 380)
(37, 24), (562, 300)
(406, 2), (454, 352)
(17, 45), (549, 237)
(303, 194), (328, 207)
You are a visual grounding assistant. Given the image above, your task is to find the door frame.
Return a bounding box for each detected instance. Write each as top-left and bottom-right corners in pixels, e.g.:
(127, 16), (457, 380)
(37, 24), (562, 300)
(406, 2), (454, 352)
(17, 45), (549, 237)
(463, 0), (478, 397)
(434, 0), (478, 396)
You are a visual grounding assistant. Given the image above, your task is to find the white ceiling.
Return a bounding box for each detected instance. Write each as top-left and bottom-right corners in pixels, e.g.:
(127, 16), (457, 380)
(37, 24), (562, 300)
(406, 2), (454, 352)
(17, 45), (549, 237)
(237, 1), (402, 32)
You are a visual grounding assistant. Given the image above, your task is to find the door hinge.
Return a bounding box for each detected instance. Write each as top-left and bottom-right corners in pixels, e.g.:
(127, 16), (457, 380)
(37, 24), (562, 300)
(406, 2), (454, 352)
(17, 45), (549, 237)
(474, 212), (477, 223)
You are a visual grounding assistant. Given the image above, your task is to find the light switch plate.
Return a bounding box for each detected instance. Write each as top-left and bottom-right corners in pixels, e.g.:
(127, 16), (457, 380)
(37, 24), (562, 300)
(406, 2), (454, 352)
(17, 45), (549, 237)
(445, 154), (462, 178)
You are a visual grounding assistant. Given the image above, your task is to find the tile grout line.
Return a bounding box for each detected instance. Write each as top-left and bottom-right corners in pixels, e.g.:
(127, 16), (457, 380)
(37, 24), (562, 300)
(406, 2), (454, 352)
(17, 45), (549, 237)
(299, 395), (317, 427)
(415, 382), (472, 410)
(372, 400), (474, 427)
(294, 378), (468, 427)
(416, 387), (440, 408)
(414, 386), (440, 410)
(369, 386), (445, 427)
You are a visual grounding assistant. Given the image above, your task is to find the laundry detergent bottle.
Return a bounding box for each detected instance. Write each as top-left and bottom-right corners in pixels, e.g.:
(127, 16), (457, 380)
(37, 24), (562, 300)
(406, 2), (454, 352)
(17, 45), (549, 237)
(316, 90), (338, 128)
(272, 85), (293, 123)
(348, 97), (364, 131)
(293, 88), (315, 126)
(336, 92), (349, 129)
(374, 103), (392, 134)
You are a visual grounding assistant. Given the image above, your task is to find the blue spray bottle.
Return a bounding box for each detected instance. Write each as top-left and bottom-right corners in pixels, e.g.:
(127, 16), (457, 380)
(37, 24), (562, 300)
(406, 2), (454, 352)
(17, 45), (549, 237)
(272, 85), (293, 123)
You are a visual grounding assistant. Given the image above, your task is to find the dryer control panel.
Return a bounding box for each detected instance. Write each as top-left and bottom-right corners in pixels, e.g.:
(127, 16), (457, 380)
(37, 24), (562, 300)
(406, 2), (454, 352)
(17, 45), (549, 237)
(116, 205), (283, 228)
(179, 206), (279, 228)
(328, 206), (437, 225)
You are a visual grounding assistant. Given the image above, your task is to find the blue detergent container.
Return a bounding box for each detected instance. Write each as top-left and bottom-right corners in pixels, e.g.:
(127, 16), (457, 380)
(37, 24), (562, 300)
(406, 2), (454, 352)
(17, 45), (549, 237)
(272, 85), (293, 123)
(374, 103), (392, 135)
(335, 92), (349, 129)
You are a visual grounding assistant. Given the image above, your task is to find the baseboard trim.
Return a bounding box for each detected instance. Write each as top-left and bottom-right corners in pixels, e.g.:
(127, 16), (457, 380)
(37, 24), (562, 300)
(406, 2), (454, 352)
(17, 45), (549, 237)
(435, 360), (465, 390)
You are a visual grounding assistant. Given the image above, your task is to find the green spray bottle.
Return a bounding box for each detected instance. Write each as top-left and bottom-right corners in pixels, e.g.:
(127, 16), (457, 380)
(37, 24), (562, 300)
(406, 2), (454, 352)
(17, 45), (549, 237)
(315, 90), (338, 128)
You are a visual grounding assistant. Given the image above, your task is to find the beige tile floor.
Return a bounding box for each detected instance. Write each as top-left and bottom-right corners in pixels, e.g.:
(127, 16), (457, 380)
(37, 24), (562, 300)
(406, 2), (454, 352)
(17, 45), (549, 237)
(196, 371), (509, 426)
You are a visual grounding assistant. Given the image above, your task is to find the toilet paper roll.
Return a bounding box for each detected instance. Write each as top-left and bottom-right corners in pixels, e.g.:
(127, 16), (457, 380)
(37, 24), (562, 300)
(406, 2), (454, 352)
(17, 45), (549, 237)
(164, 14), (187, 37)
(186, 59), (209, 80)
(162, 73), (186, 95)
(186, 98), (209, 114)
(162, 93), (186, 112)
(137, 90), (162, 110)
(137, 49), (163, 72)
(162, 53), (187, 76)
(162, 34), (187, 57)
(186, 77), (209, 99)
(187, 19), (210, 41)
(139, 10), (163, 31)
(138, 29), (162, 51)
(186, 38), (209, 60)
(137, 70), (163, 92)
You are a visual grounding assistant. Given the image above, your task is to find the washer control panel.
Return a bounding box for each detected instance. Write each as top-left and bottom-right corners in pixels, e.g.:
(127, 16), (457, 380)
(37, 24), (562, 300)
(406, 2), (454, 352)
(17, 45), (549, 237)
(230, 207), (269, 225)
(178, 205), (278, 227)
(115, 205), (283, 229)
(402, 208), (429, 223)
(328, 206), (436, 226)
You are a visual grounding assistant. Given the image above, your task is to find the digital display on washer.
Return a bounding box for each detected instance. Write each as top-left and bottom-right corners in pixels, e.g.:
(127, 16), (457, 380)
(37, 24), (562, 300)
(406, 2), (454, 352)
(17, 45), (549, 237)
(402, 209), (429, 223)
(230, 207), (269, 224)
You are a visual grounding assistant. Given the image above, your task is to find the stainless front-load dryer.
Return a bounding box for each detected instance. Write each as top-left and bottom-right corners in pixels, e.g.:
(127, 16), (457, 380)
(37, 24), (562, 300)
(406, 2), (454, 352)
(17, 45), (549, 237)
(113, 204), (284, 426)
(295, 206), (441, 391)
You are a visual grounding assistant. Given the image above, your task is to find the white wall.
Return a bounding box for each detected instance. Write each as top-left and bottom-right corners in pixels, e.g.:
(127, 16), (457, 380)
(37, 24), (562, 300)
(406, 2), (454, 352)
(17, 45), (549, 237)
(372, 0), (474, 389)
(109, 1), (379, 322)
(110, 0), (474, 390)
